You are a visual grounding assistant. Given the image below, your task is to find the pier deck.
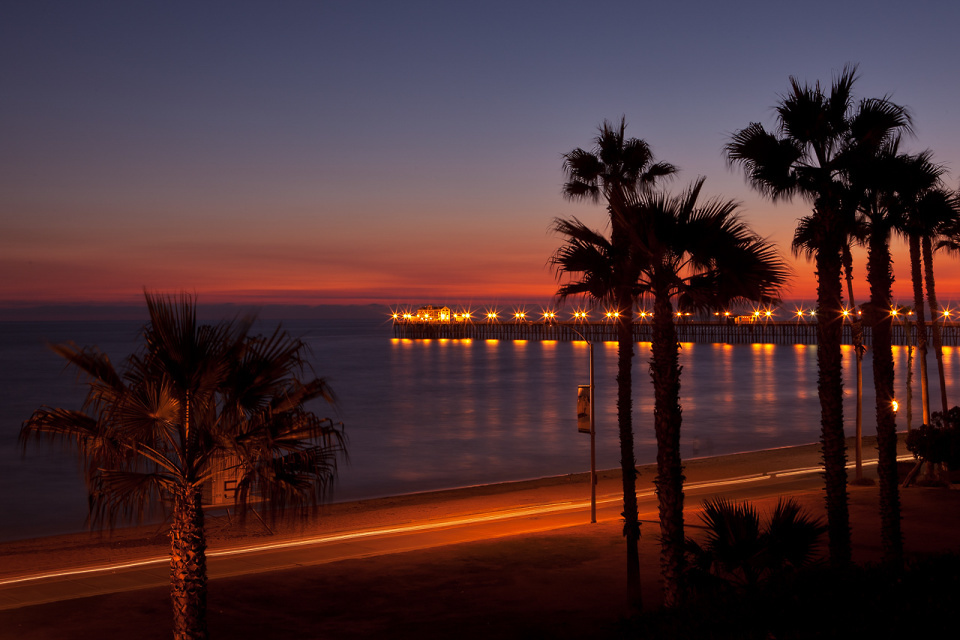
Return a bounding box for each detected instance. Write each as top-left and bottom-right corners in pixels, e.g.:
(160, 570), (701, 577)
(392, 321), (960, 346)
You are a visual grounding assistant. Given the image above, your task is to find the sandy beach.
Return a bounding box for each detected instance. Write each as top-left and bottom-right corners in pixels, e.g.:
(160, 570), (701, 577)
(1, 437), (959, 639)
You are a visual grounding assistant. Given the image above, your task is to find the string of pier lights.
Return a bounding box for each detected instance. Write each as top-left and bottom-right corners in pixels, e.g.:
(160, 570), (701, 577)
(392, 308), (754, 323)
(389, 304), (957, 324)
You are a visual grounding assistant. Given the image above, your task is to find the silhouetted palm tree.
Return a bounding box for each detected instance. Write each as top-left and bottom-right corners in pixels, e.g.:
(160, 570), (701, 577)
(725, 65), (911, 568)
(850, 139), (912, 568)
(21, 293), (346, 640)
(895, 152), (948, 425)
(919, 187), (960, 417)
(553, 178), (788, 606)
(561, 118), (676, 611)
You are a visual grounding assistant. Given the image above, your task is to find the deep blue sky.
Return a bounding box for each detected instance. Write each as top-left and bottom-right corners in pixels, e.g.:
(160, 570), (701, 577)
(3, 1), (959, 307)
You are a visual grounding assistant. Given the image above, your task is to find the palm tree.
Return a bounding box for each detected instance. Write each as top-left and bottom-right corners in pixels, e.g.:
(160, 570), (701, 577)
(553, 178), (788, 606)
(725, 65), (911, 568)
(561, 117), (677, 611)
(895, 152), (948, 425)
(919, 187), (960, 418)
(849, 140), (913, 568)
(21, 293), (346, 640)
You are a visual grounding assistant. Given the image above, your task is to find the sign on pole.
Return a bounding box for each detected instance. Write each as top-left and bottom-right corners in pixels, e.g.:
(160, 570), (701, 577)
(577, 384), (591, 433)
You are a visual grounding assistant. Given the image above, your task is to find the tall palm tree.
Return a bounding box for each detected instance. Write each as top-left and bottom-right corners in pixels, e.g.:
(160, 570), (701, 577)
(895, 151), (947, 425)
(561, 117), (676, 611)
(919, 187), (960, 417)
(553, 178), (788, 606)
(21, 293), (346, 640)
(849, 140), (912, 568)
(725, 66), (911, 568)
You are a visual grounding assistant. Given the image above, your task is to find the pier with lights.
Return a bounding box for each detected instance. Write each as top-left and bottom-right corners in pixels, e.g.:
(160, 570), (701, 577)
(390, 306), (960, 346)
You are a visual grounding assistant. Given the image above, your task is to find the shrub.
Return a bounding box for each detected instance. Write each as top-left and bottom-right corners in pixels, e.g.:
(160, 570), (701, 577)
(683, 497), (826, 596)
(906, 407), (960, 470)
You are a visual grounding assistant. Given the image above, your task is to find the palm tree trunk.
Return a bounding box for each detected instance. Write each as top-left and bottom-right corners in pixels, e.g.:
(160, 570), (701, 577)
(815, 245), (851, 568)
(171, 483), (208, 640)
(868, 232), (904, 569)
(909, 233), (931, 424)
(650, 293), (685, 607)
(922, 237), (949, 416)
(615, 288), (642, 612)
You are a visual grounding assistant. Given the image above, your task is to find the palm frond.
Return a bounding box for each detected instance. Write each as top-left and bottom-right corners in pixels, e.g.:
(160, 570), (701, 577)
(550, 216), (622, 303)
(49, 342), (124, 391)
(562, 117), (677, 209)
(849, 97), (913, 152)
(725, 123), (802, 201)
(88, 470), (172, 529)
(763, 498), (827, 570)
(626, 179), (789, 311)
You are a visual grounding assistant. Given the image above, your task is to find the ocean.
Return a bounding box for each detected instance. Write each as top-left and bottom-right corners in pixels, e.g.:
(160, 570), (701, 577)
(2, 318), (957, 542)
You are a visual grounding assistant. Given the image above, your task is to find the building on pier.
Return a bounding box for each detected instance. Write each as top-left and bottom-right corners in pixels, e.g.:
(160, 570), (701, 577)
(413, 305), (451, 323)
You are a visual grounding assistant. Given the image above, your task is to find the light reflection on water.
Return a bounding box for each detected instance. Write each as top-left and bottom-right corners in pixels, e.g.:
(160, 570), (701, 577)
(2, 318), (959, 541)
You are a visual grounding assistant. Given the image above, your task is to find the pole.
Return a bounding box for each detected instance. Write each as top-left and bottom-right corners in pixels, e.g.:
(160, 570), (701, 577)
(589, 341), (596, 524)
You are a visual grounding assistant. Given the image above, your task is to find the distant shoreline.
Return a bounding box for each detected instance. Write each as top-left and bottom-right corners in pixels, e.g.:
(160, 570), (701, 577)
(0, 303), (395, 322)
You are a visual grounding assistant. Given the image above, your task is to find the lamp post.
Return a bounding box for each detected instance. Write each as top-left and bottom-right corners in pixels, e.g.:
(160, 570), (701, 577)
(586, 341), (596, 523)
(572, 323), (597, 523)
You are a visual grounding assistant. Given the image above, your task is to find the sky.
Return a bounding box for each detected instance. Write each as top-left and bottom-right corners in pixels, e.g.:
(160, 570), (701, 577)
(3, 0), (960, 313)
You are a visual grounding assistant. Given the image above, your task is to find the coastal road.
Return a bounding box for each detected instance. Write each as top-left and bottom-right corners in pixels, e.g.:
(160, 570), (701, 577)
(0, 448), (902, 611)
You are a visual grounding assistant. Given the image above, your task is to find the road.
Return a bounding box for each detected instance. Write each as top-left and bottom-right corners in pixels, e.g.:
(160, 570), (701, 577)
(0, 442), (908, 611)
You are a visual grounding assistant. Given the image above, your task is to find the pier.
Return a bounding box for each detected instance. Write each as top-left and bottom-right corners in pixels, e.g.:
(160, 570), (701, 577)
(392, 320), (960, 346)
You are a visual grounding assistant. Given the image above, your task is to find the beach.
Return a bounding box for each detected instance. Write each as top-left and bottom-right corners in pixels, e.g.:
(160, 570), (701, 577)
(2, 438), (959, 639)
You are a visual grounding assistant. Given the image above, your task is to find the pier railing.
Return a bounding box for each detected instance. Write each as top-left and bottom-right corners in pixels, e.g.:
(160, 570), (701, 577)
(392, 321), (960, 346)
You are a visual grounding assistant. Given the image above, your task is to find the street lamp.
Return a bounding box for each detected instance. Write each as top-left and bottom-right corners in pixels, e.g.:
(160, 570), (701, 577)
(572, 327), (597, 524)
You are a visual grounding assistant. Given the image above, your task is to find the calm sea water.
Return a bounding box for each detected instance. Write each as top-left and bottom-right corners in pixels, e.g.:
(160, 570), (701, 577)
(2, 318), (958, 542)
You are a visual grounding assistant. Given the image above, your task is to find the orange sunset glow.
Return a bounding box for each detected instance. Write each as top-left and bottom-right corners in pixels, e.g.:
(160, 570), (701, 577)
(2, 3), (959, 314)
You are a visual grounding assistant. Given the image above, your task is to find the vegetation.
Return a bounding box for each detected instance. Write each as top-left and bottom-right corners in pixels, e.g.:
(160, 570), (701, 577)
(726, 65), (912, 568)
(896, 151), (949, 425)
(553, 177), (787, 606)
(560, 118), (677, 611)
(851, 139), (915, 568)
(21, 293), (346, 640)
(925, 188), (960, 413)
(683, 497), (826, 594)
(906, 406), (960, 472)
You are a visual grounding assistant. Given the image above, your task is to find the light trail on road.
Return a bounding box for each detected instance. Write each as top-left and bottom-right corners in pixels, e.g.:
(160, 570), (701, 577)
(0, 454), (914, 589)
